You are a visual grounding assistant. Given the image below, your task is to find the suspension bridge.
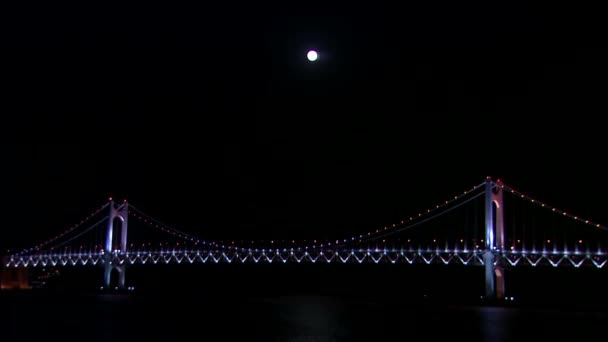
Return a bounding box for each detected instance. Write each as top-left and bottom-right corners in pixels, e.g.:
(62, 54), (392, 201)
(3, 178), (608, 299)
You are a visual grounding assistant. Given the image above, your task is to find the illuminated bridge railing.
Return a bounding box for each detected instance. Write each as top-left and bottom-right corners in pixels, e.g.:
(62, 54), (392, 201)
(498, 250), (608, 268)
(6, 249), (608, 268)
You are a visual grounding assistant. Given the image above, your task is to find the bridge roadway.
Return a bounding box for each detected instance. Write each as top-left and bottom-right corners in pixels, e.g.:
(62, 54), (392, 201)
(6, 248), (608, 268)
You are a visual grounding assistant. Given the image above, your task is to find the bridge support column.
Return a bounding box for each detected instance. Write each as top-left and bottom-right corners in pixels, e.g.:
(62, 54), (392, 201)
(103, 260), (127, 289)
(118, 265), (126, 289)
(104, 199), (129, 253)
(484, 178), (505, 300)
(103, 259), (112, 288)
(103, 199), (129, 289)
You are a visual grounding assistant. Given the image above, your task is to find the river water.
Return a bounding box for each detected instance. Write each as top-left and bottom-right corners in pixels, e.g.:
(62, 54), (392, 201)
(2, 264), (608, 341)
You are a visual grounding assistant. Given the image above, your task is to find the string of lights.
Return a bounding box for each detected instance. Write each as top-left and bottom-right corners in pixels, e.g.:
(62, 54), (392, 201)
(129, 205), (223, 248)
(498, 180), (608, 232)
(13, 216), (109, 256)
(11, 249), (608, 268)
(294, 181), (487, 250)
(13, 202), (109, 255)
(123, 181), (489, 251)
(7, 178), (608, 265)
(356, 190), (486, 245)
(40, 216), (108, 253)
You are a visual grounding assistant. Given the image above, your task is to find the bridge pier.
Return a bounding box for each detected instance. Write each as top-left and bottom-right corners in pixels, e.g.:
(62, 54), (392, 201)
(485, 178), (505, 300)
(103, 258), (127, 289)
(103, 199), (129, 290)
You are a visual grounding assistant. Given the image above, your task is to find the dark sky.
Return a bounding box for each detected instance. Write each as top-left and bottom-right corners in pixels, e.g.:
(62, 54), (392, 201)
(1, 1), (605, 250)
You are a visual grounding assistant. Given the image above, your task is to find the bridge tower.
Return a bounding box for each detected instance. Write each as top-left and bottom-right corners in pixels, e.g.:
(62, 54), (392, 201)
(103, 199), (128, 289)
(484, 178), (505, 299)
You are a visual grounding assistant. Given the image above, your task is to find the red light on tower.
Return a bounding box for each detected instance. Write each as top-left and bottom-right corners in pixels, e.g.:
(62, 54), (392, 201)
(108, 197), (113, 201)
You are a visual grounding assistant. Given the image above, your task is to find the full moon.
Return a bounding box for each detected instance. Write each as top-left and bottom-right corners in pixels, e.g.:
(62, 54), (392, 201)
(307, 50), (318, 62)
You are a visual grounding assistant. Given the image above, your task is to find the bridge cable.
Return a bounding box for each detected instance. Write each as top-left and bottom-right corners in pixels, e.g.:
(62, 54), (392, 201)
(43, 216), (108, 253)
(350, 190), (486, 245)
(128, 205), (225, 249)
(16, 202), (110, 255)
(14, 216), (109, 256)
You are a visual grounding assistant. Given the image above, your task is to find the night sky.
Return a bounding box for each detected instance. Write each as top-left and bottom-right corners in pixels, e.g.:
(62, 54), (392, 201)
(1, 1), (604, 251)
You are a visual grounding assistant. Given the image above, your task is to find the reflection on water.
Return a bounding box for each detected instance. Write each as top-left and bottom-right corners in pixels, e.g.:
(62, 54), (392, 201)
(479, 307), (509, 342)
(2, 292), (608, 342)
(273, 296), (351, 338)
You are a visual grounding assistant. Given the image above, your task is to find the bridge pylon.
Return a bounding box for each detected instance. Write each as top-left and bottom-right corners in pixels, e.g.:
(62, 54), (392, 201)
(103, 199), (128, 289)
(484, 178), (505, 300)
